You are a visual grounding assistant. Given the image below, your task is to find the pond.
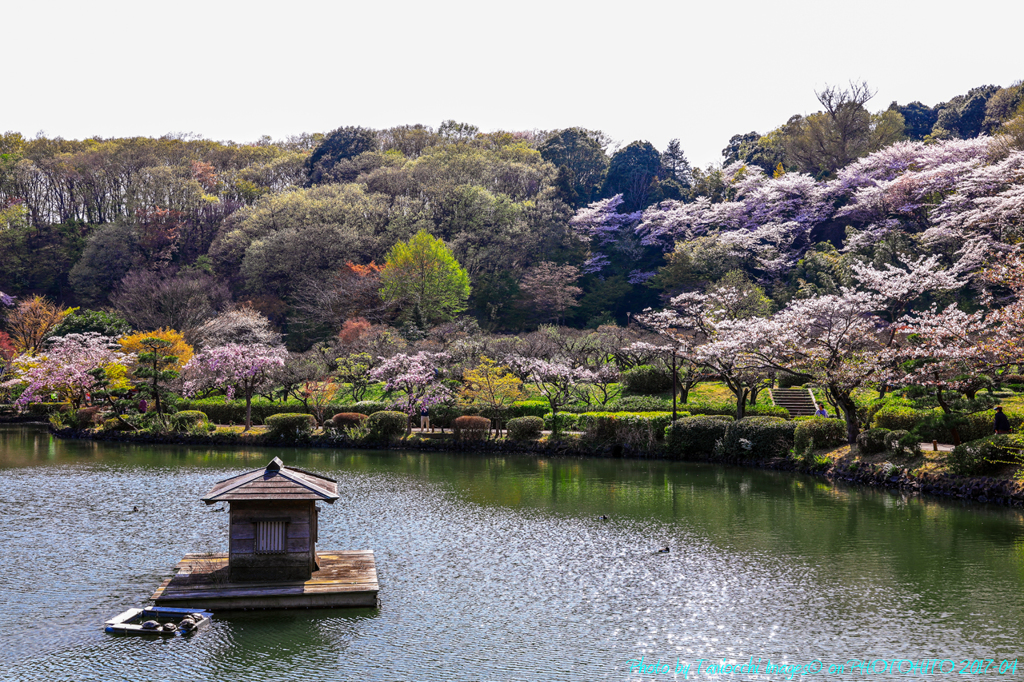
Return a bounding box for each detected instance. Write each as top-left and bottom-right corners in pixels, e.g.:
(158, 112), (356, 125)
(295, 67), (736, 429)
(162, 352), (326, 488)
(2, 424), (1023, 681)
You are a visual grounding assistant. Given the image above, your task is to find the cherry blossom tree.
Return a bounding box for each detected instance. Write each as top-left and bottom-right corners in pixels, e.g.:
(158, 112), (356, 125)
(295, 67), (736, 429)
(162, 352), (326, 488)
(368, 351), (452, 435)
(179, 343), (288, 430)
(13, 333), (133, 409)
(507, 356), (595, 432)
(881, 304), (998, 444)
(757, 290), (885, 443)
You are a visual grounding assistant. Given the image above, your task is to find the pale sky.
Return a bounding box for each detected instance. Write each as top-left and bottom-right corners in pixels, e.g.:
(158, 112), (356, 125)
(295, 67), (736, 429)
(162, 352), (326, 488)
(5, 0), (1022, 168)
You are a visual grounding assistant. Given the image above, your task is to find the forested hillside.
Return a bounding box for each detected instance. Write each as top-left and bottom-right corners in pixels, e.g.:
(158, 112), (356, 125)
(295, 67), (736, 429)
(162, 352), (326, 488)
(2, 80), (1022, 350)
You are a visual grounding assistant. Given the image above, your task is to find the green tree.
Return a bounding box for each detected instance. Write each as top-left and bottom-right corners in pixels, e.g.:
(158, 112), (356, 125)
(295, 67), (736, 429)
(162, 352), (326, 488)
(539, 128), (609, 208)
(379, 230), (470, 324)
(133, 337), (180, 426)
(603, 141), (663, 211)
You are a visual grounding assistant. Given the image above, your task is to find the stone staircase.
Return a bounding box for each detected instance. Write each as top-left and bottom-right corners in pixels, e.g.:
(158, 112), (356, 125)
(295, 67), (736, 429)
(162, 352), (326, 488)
(769, 388), (818, 417)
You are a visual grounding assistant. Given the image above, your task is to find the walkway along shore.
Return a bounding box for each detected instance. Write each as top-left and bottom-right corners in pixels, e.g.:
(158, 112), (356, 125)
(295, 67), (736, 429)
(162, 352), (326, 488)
(40, 423), (1024, 509)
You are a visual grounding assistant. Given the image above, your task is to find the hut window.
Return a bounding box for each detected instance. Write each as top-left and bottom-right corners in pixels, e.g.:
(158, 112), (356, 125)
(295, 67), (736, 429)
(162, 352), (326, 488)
(255, 521), (286, 554)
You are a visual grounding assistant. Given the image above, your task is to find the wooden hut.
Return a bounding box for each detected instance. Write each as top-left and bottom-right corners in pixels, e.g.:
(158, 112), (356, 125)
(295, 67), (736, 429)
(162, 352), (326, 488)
(151, 456), (379, 609)
(202, 456), (339, 582)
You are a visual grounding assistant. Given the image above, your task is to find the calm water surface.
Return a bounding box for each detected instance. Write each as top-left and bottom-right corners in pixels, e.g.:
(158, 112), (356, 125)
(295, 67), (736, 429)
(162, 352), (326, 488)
(2, 425), (1024, 681)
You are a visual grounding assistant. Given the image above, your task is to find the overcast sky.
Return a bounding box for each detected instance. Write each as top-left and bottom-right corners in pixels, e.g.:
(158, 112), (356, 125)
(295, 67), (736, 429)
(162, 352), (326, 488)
(5, 0), (1021, 168)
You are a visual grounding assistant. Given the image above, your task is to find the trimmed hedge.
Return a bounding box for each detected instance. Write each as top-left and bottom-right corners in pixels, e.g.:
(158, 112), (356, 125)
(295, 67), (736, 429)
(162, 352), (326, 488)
(175, 399), (397, 425)
(453, 415), (491, 441)
(26, 402), (70, 416)
(367, 411), (408, 440)
(793, 417), (847, 452)
(265, 413), (315, 439)
(76, 406), (104, 426)
(684, 401), (790, 419)
(719, 417), (797, 461)
(607, 395), (672, 412)
(507, 416), (543, 441)
(576, 412), (678, 445)
(666, 415), (733, 459)
(328, 413), (368, 430)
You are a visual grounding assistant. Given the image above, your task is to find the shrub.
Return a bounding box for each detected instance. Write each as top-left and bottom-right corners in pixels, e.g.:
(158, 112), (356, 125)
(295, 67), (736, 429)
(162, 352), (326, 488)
(576, 412), (677, 447)
(171, 410), (209, 430)
(328, 412), (368, 430)
(26, 402), (69, 417)
(883, 430), (921, 458)
(872, 403), (922, 432)
(265, 413), (315, 439)
(793, 417), (847, 452)
(102, 417), (132, 431)
(719, 417), (797, 461)
(947, 434), (1024, 476)
(76, 406), (104, 427)
(453, 415), (491, 441)
(367, 411), (408, 440)
(856, 428), (891, 454)
(429, 404), (462, 430)
(507, 416), (543, 441)
(621, 365), (673, 394)
(666, 415), (733, 459)
(543, 413), (580, 432)
(507, 401), (550, 419)
(607, 395), (672, 412)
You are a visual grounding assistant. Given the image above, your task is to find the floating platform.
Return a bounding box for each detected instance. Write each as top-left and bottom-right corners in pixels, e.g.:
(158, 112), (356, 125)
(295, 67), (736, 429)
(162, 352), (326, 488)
(105, 605), (213, 635)
(152, 550), (379, 610)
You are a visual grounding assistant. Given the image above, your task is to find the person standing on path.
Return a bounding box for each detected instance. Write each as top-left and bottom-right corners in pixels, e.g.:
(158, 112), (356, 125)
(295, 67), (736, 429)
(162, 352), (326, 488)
(420, 405), (430, 432)
(994, 405), (1011, 434)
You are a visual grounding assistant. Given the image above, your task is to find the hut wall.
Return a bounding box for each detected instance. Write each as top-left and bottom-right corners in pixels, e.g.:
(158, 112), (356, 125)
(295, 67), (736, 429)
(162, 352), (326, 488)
(228, 500), (318, 581)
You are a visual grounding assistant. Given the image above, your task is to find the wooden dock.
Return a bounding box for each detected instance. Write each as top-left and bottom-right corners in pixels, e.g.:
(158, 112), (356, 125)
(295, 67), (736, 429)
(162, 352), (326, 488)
(152, 550), (379, 610)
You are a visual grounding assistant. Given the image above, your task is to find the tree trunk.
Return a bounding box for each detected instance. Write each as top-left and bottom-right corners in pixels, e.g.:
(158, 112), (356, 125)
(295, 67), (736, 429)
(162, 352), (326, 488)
(840, 397), (859, 444)
(735, 388), (748, 420)
(935, 388), (961, 445)
(244, 393), (252, 432)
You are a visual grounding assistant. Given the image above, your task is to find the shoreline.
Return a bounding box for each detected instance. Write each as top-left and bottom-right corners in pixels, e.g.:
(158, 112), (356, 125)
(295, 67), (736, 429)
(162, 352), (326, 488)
(37, 424), (1024, 509)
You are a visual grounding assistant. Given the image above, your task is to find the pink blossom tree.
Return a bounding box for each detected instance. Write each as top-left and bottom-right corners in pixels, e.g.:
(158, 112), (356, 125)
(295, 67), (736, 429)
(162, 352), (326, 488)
(14, 333), (132, 408)
(179, 343), (288, 430)
(368, 351), (452, 435)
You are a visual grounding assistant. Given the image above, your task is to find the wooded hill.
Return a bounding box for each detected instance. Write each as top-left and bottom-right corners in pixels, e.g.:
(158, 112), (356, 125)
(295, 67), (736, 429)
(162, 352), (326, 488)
(1, 80), (1022, 349)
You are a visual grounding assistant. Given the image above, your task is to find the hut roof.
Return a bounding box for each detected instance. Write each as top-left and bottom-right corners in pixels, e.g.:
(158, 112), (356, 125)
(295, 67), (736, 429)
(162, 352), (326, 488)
(202, 457), (339, 504)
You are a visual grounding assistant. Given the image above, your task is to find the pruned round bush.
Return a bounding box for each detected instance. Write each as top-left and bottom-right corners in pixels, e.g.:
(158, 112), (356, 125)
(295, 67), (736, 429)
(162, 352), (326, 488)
(171, 410), (209, 430)
(265, 413), (315, 439)
(856, 427), (891, 454)
(507, 416), (543, 441)
(884, 429), (921, 458)
(76, 406), (104, 426)
(666, 415), (733, 459)
(873, 404), (923, 432)
(719, 417), (796, 461)
(330, 412), (368, 429)
(453, 415), (491, 441)
(367, 411), (408, 440)
(576, 412), (677, 446)
(793, 417), (847, 452)
(621, 365), (673, 394)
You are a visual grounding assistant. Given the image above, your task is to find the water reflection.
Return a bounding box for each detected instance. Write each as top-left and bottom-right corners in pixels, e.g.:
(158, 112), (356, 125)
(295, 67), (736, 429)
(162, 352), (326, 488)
(2, 425), (1023, 681)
